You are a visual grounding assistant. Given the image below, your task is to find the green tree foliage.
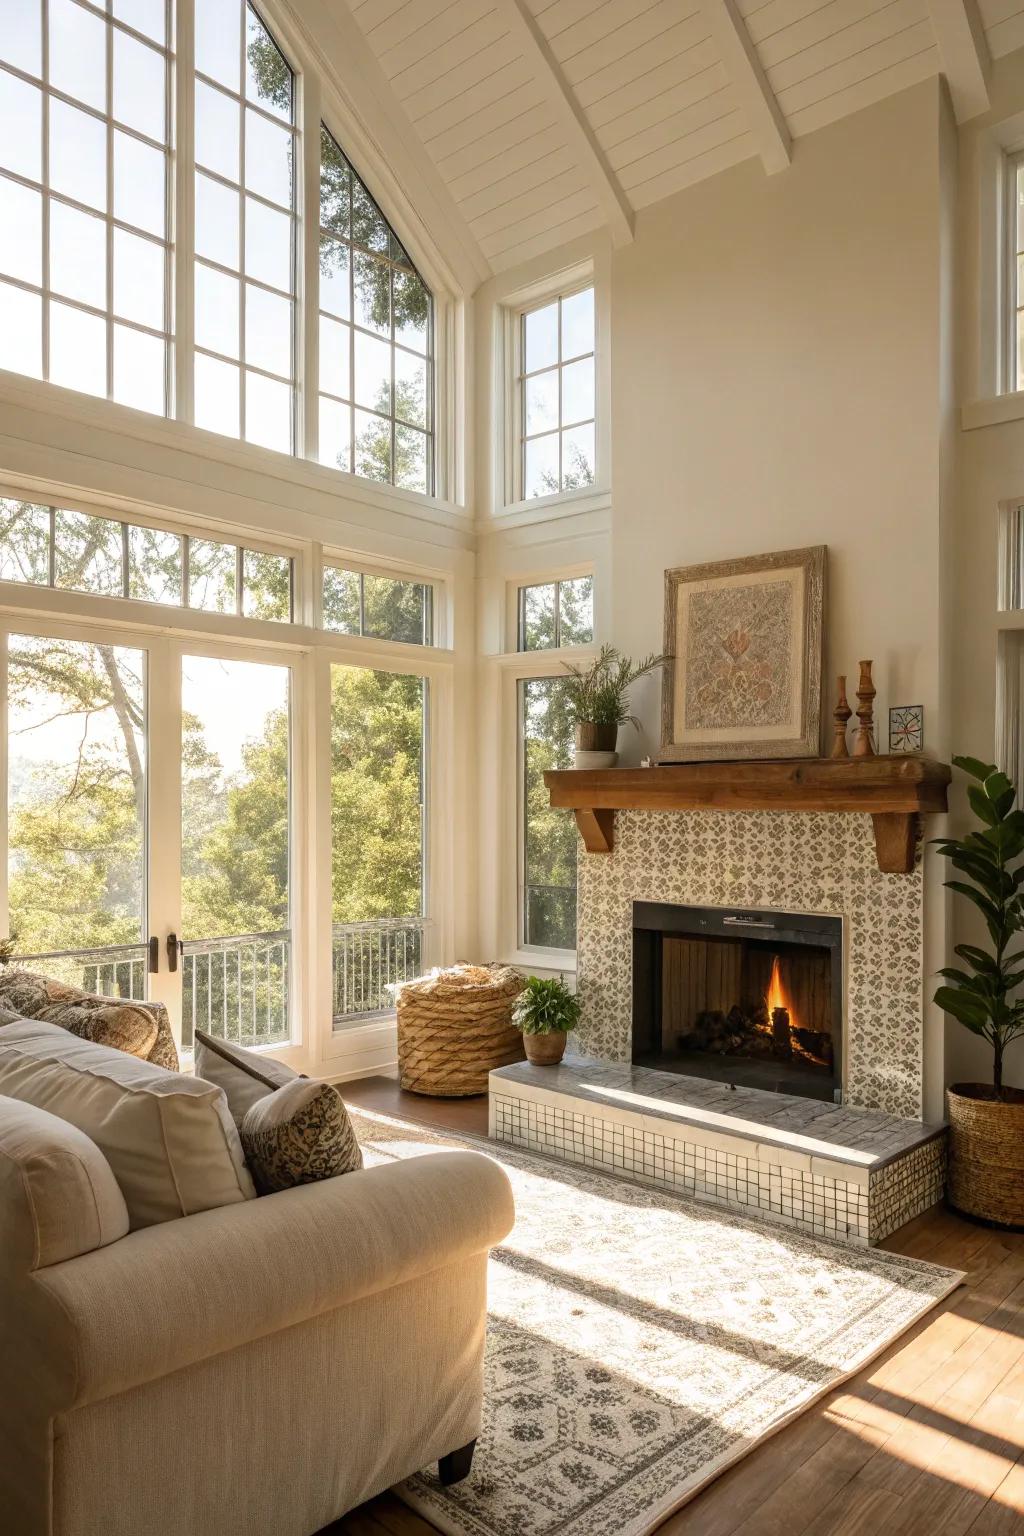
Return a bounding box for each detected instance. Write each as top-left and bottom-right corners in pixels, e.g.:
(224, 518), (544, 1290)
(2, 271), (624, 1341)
(522, 678), (576, 948)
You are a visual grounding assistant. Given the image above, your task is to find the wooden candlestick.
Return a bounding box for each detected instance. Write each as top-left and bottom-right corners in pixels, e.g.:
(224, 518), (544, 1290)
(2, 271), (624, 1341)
(831, 676), (852, 758)
(853, 660), (876, 757)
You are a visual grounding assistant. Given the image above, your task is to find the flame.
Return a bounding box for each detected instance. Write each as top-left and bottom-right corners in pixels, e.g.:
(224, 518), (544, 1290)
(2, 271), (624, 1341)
(766, 955), (794, 1023)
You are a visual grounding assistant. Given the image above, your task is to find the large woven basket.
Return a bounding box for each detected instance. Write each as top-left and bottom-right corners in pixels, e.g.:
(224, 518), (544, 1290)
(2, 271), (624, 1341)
(396, 964), (526, 1097)
(947, 1084), (1024, 1228)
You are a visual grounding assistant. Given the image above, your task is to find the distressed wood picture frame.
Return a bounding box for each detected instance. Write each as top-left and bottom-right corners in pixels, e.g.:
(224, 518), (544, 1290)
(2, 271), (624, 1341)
(660, 545), (826, 762)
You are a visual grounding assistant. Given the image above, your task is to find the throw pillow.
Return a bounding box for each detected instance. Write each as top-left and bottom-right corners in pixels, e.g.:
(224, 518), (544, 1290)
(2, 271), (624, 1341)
(194, 1028), (298, 1126)
(240, 1078), (363, 1195)
(0, 1018), (255, 1227)
(0, 968), (178, 1067)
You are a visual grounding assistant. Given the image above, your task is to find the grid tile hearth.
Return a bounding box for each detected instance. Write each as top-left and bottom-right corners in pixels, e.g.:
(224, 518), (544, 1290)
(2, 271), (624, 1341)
(489, 1060), (945, 1247)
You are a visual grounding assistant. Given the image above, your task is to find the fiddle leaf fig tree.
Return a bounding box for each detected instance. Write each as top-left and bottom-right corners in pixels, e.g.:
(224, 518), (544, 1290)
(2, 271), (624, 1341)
(933, 755), (1024, 1097)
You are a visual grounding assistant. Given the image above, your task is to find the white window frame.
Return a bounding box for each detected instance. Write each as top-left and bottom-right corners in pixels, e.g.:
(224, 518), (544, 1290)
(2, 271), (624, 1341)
(514, 282), (596, 505)
(191, 0), (301, 453)
(515, 572), (594, 653)
(321, 556), (439, 648)
(0, 0), (462, 510)
(1004, 149), (1024, 396)
(0, 0), (175, 408)
(0, 477), (460, 1074)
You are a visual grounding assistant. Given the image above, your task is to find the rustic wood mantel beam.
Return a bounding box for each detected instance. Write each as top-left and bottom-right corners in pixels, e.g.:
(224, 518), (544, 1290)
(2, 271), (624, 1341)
(545, 758), (951, 872)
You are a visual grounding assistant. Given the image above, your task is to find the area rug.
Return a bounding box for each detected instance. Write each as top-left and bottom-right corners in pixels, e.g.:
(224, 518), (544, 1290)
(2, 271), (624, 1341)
(352, 1107), (962, 1536)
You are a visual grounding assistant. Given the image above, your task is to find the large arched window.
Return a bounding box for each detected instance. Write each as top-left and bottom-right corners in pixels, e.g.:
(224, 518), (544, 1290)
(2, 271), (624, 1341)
(318, 125), (434, 496)
(0, 0), (173, 410)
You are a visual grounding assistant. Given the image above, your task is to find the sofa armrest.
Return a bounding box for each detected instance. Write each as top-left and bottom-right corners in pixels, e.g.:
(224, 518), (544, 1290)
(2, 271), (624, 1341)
(37, 1149), (513, 1408)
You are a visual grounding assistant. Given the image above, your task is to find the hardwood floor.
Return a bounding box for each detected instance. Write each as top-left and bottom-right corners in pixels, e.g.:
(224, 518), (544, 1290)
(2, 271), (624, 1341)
(333, 1076), (1024, 1536)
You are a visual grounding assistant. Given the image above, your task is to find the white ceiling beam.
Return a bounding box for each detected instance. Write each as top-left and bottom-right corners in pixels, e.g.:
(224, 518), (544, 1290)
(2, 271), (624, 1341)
(498, 0), (635, 247)
(928, 0), (991, 122)
(697, 0), (791, 175)
(283, 0), (492, 294)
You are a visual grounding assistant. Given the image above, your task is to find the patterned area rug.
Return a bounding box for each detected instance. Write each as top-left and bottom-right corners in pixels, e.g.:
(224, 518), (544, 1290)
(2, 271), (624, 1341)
(352, 1108), (962, 1536)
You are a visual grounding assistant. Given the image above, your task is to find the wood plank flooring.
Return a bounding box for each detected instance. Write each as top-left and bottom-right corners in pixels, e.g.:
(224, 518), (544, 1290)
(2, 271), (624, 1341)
(332, 1076), (1024, 1536)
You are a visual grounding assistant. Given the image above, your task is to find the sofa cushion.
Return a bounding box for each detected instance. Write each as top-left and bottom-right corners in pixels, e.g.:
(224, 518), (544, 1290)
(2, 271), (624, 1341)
(0, 1019), (255, 1227)
(0, 1095), (130, 1268)
(0, 968), (178, 1068)
(240, 1079), (363, 1195)
(194, 1028), (298, 1126)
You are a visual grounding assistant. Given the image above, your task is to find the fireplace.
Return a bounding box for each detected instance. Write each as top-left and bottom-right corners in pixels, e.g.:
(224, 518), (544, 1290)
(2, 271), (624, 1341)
(632, 902), (843, 1102)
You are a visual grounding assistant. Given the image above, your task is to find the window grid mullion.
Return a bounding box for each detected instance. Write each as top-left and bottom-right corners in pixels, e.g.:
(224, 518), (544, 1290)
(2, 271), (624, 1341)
(41, 0), (51, 381)
(238, 0), (248, 442)
(105, 10), (115, 402)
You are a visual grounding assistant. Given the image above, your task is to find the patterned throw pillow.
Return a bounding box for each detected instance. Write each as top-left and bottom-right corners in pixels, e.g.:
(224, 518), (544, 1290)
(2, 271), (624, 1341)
(240, 1079), (363, 1195)
(0, 970), (158, 1058)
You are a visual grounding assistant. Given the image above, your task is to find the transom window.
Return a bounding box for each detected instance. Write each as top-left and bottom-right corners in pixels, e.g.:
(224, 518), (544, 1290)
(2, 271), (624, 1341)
(193, 1), (298, 452)
(318, 125), (434, 494)
(322, 563), (434, 645)
(0, 495), (294, 620)
(0, 0), (173, 411)
(518, 576), (593, 650)
(519, 286), (595, 500)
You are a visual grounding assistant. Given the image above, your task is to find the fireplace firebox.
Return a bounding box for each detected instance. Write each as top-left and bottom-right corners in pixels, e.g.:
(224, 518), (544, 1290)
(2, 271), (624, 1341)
(632, 902), (843, 1103)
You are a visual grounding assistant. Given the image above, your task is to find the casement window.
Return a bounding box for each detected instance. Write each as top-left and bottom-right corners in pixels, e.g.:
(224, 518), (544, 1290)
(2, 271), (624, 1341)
(318, 126), (434, 494)
(519, 677), (576, 951)
(0, 2), (439, 498)
(0, 493), (294, 620)
(0, 0), (173, 410)
(517, 575), (593, 651)
(518, 285), (595, 500)
(322, 563), (434, 646)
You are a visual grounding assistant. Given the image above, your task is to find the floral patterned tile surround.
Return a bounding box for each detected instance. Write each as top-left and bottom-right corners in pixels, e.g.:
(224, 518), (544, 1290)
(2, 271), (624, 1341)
(576, 808), (925, 1118)
(489, 807), (946, 1246)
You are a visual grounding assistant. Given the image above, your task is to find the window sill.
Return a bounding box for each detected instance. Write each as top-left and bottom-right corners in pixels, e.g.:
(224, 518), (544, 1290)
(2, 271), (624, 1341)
(0, 368), (472, 535)
(485, 486), (612, 533)
(961, 391), (1024, 431)
(504, 948), (578, 975)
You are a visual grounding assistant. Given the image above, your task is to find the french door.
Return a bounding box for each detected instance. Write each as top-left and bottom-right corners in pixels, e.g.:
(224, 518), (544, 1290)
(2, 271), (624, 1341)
(1, 620), (298, 1055)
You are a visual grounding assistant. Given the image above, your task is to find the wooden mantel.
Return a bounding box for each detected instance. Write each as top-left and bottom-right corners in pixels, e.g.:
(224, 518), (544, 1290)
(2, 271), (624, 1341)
(544, 757), (952, 874)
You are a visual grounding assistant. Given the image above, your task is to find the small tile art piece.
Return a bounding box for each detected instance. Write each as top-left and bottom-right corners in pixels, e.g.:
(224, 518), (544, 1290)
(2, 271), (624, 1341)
(889, 704), (924, 754)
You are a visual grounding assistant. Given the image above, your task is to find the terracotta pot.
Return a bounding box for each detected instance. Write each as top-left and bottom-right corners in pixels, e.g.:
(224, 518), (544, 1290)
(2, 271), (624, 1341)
(523, 1030), (567, 1066)
(947, 1083), (1024, 1228)
(574, 721), (618, 754)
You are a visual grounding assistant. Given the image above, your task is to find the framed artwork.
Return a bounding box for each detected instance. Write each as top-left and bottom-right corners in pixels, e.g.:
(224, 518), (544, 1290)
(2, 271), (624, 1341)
(660, 546), (826, 763)
(889, 704), (924, 754)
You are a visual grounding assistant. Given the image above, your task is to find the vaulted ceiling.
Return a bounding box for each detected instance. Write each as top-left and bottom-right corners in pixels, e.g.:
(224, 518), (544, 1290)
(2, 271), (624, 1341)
(348, 0), (1002, 273)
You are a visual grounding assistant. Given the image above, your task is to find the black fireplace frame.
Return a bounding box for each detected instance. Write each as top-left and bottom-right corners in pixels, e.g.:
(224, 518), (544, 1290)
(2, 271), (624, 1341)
(632, 901), (844, 1102)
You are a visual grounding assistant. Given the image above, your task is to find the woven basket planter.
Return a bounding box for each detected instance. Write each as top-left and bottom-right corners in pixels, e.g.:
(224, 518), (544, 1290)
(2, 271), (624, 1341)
(947, 1084), (1024, 1229)
(396, 964), (526, 1097)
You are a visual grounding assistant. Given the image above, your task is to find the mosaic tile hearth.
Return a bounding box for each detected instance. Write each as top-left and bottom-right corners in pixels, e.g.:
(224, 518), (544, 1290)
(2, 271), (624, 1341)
(576, 809), (924, 1118)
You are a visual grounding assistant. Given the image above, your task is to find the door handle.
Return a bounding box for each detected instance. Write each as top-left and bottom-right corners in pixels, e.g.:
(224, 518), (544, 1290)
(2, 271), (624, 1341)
(148, 936), (160, 974)
(167, 933), (183, 973)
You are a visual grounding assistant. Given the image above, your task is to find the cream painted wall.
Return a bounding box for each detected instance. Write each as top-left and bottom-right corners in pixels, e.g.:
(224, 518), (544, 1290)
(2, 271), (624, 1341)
(609, 81), (950, 768)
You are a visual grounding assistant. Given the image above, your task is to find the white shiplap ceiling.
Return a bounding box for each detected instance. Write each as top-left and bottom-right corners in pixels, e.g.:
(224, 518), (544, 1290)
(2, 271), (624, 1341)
(346, 0), (997, 273)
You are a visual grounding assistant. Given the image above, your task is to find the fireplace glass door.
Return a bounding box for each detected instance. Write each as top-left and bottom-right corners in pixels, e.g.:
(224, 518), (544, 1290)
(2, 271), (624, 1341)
(632, 904), (843, 1102)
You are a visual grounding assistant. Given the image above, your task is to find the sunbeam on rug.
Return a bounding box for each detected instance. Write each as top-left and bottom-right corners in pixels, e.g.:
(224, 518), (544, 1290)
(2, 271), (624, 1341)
(350, 1107), (962, 1536)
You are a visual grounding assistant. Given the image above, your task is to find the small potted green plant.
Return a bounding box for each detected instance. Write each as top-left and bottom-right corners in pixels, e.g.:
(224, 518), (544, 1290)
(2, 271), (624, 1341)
(513, 974), (581, 1065)
(933, 756), (1024, 1227)
(561, 644), (666, 768)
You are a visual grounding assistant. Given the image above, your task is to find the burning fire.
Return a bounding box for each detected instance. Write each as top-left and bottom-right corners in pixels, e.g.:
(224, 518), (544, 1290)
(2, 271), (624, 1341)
(765, 954), (794, 1025)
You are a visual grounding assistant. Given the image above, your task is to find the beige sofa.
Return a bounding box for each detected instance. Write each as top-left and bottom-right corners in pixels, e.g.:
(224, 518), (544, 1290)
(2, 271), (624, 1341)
(0, 1026), (514, 1536)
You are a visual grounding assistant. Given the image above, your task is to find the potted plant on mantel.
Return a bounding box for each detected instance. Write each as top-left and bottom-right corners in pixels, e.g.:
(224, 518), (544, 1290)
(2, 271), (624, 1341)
(513, 974), (581, 1065)
(562, 644), (666, 768)
(934, 756), (1024, 1228)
